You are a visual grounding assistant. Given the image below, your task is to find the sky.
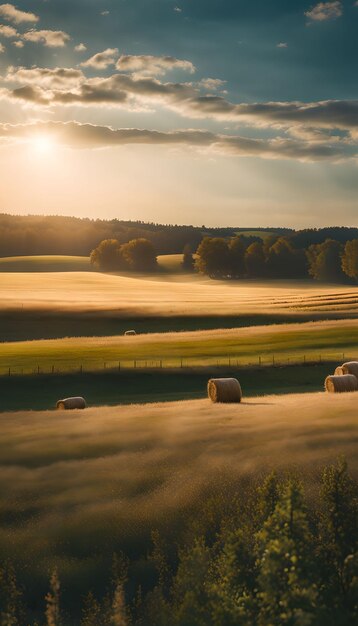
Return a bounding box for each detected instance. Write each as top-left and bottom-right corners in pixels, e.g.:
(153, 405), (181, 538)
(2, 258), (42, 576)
(0, 0), (357, 227)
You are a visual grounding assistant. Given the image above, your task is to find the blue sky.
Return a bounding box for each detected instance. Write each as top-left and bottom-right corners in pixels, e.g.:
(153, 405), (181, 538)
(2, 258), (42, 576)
(0, 0), (357, 226)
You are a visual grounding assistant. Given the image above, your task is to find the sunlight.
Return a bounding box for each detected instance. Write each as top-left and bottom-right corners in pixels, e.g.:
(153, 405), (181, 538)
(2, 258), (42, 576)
(31, 134), (55, 155)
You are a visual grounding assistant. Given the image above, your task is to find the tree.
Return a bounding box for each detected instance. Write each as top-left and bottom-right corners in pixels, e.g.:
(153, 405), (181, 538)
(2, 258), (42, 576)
(195, 237), (230, 278)
(318, 458), (358, 622)
(244, 241), (266, 277)
(266, 238), (307, 278)
(182, 244), (195, 272)
(228, 236), (246, 277)
(342, 239), (358, 281)
(256, 480), (318, 626)
(121, 238), (157, 271)
(90, 239), (123, 272)
(307, 239), (345, 282)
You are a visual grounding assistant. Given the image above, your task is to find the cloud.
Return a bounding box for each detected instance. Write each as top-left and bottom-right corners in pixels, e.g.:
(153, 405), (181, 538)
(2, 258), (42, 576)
(0, 23), (18, 37)
(12, 39), (23, 47)
(101, 10), (109, 16)
(81, 48), (119, 69)
(277, 42), (288, 48)
(0, 42), (4, 52)
(116, 54), (196, 76)
(74, 42), (87, 52)
(5, 66), (85, 89)
(305, 1), (343, 22)
(0, 3), (38, 24)
(174, 6), (182, 12)
(0, 120), (355, 162)
(23, 29), (70, 48)
(2, 67), (357, 140)
(198, 78), (227, 91)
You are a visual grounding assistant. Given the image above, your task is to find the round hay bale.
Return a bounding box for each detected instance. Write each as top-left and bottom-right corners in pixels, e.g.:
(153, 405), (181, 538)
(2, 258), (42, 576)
(208, 378), (242, 403)
(56, 397), (87, 410)
(324, 375), (358, 394)
(334, 366), (345, 376)
(341, 361), (358, 379)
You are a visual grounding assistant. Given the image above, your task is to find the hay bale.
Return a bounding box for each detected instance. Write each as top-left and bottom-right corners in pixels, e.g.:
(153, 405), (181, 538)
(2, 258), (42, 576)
(124, 330), (136, 336)
(325, 375), (358, 393)
(341, 361), (358, 379)
(208, 378), (242, 403)
(334, 366), (345, 376)
(56, 397), (87, 410)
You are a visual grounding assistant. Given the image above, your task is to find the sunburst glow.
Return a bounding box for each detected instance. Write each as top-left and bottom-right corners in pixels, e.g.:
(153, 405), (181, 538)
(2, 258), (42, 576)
(31, 134), (55, 154)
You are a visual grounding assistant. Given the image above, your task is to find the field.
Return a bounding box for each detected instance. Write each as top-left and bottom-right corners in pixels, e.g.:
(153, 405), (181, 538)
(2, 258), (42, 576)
(0, 253), (191, 274)
(0, 255), (92, 272)
(0, 392), (356, 614)
(0, 319), (356, 375)
(0, 363), (337, 411)
(1, 271), (358, 316)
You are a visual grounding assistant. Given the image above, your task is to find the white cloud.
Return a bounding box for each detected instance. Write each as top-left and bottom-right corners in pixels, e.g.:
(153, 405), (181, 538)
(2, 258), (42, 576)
(0, 23), (18, 37)
(101, 10), (109, 16)
(81, 47), (118, 69)
(277, 42), (288, 48)
(0, 3), (38, 24)
(174, 6), (182, 12)
(116, 54), (196, 76)
(305, 1), (343, 22)
(198, 78), (226, 91)
(74, 42), (87, 52)
(12, 39), (23, 47)
(23, 29), (70, 48)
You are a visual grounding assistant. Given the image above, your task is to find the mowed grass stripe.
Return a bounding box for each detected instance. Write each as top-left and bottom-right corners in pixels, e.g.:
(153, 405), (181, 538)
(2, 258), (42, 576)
(0, 320), (356, 373)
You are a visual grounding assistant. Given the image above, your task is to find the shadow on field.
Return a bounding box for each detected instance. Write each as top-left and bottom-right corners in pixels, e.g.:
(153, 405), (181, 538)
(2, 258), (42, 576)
(0, 362), (335, 412)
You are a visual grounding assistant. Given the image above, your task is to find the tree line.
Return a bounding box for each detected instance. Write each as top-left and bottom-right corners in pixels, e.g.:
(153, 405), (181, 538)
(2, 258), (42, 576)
(0, 460), (356, 625)
(196, 236), (358, 282)
(0, 213), (357, 261)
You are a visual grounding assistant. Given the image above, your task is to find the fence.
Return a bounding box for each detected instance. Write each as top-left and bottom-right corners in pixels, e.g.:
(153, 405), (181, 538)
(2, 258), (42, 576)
(0, 352), (353, 377)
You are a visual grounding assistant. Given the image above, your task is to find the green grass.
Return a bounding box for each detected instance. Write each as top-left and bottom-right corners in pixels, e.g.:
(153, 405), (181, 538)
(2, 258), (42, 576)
(0, 320), (355, 375)
(0, 363), (337, 411)
(0, 255), (92, 272)
(1, 311), (349, 342)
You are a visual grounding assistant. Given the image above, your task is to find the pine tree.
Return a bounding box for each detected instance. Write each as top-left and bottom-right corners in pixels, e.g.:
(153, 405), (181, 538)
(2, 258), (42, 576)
(317, 458), (358, 622)
(256, 479), (318, 626)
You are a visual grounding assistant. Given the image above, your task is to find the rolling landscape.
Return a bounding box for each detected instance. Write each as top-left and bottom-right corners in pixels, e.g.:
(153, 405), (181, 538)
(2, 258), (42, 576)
(0, 0), (357, 624)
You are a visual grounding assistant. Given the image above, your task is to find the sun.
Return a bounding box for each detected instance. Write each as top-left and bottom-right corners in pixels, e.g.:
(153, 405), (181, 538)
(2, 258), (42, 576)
(31, 134), (55, 154)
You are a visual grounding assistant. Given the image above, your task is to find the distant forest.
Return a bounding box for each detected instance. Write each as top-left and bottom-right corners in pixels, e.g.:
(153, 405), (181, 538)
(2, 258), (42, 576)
(0, 213), (357, 259)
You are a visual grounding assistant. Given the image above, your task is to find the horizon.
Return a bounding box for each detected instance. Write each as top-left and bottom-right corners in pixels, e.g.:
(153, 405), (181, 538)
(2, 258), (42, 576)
(1, 211), (358, 231)
(0, 1), (357, 226)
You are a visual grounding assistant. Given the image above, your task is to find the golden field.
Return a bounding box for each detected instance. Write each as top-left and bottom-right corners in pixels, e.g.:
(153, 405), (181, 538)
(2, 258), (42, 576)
(0, 270), (357, 316)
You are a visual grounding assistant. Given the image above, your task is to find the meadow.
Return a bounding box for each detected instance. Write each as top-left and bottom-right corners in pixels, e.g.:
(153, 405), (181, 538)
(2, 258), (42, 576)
(1, 270), (357, 317)
(0, 255), (92, 272)
(0, 392), (356, 621)
(0, 363), (336, 411)
(0, 319), (356, 376)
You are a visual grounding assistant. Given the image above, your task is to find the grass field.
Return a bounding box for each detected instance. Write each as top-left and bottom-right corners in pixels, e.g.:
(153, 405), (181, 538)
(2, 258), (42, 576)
(0, 363), (336, 411)
(0, 271), (357, 318)
(0, 255), (92, 272)
(0, 253), (188, 274)
(0, 392), (356, 614)
(0, 319), (356, 375)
